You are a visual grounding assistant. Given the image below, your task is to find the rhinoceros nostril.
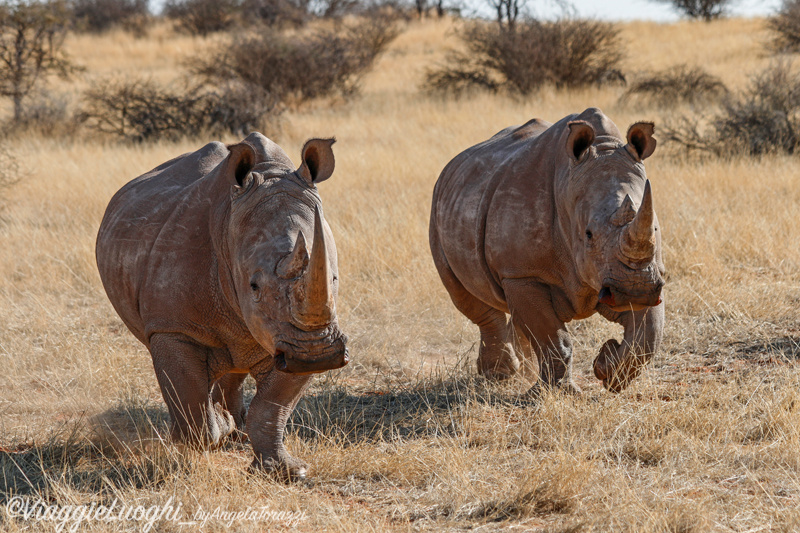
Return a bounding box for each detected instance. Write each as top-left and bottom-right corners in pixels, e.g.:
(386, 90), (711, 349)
(598, 286), (616, 306)
(274, 351), (288, 372)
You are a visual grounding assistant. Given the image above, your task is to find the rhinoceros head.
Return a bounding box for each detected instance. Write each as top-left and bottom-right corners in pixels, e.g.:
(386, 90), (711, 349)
(562, 120), (665, 387)
(220, 137), (348, 375)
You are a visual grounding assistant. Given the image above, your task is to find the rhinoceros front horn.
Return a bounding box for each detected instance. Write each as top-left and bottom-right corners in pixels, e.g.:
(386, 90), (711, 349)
(620, 179), (656, 262)
(292, 205), (335, 328)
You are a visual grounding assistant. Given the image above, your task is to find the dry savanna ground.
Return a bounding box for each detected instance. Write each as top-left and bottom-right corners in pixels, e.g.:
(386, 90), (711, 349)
(2, 15), (800, 533)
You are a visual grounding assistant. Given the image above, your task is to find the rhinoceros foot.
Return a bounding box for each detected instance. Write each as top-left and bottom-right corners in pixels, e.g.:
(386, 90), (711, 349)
(594, 339), (632, 393)
(249, 452), (309, 482)
(169, 402), (237, 450)
(523, 379), (582, 400)
(477, 341), (520, 380)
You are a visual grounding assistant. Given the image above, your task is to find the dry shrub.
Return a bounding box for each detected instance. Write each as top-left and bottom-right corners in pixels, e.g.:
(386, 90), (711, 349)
(163, 0), (240, 36)
(70, 0), (150, 34)
(79, 78), (281, 142)
(623, 64), (728, 107)
(0, 147), (22, 216)
(9, 88), (77, 137)
(665, 61), (800, 156)
(424, 18), (624, 96)
(769, 0), (800, 53)
(191, 16), (400, 105)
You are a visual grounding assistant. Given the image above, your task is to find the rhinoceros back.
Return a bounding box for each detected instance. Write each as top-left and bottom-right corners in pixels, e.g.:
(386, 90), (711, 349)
(430, 118), (552, 310)
(96, 141), (229, 344)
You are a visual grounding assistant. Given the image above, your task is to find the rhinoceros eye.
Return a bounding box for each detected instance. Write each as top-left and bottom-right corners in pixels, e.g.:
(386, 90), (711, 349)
(585, 230), (593, 240)
(249, 273), (263, 302)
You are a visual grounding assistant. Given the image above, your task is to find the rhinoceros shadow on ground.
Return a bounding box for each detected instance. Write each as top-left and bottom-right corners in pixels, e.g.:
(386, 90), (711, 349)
(732, 336), (800, 361)
(1, 406), (189, 500)
(288, 373), (533, 445)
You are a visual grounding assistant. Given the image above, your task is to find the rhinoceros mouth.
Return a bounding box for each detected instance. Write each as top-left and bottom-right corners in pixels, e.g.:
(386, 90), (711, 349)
(598, 284), (662, 311)
(274, 333), (349, 375)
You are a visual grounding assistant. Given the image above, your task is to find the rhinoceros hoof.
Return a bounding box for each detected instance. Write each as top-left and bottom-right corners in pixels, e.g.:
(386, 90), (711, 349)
(559, 380), (582, 395)
(523, 379), (582, 400)
(249, 455), (309, 482)
(478, 358), (520, 381)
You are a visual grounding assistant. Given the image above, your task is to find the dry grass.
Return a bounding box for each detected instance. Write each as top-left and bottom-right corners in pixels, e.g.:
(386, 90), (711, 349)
(2, 16), (800, 532)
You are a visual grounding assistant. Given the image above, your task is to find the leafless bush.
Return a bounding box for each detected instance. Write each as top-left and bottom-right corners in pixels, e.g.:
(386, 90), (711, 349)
(664, 61), (800, 156)
(79, 78), (281, 142)
(163, 0), (240, 36)
(201, 81), (283, 136)
(623, 65), (728, 107)
(424, 18), (623, 96)
(70, 0), (150, 34)
(769, 0), (800, 53)
(192, 15), (400, 104)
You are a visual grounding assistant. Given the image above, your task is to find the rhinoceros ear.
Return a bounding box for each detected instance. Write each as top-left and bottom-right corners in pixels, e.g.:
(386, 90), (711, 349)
(226, 141), (257, 189)
(625, 122), (657, 162)
(298, 138), (336, 185)
(566, 121), (595, 162)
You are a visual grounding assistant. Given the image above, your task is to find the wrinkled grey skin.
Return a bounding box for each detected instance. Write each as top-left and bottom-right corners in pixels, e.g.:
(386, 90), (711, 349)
(96, 132), (347, 479)
(430, 108), (665, 393)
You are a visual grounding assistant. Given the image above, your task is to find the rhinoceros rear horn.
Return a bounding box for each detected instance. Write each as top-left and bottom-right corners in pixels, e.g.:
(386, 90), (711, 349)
(625, 122), (657, 162)
(298, 138), (336, 185)
(276, 231), (309, 280)
(566, 121), (596, 162)
(611, 194), (637, 227)
(293, 205), (335, 327)
(226, 141), (257, 188)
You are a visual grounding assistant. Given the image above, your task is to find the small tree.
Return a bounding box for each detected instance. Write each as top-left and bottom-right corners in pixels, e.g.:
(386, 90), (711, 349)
(487, 0), (524, 29)
(651, 0), (734, 21)
(0, 1), (75, 123)
(652, 0), (734, 22)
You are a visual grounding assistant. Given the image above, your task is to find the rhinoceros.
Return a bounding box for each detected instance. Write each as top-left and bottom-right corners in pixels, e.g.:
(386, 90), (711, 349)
(96, 132), (347, 479)
(430, 108), (665, 393)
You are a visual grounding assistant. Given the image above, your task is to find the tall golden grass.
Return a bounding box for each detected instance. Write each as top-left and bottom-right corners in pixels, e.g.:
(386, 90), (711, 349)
(2, 16), (800, 532)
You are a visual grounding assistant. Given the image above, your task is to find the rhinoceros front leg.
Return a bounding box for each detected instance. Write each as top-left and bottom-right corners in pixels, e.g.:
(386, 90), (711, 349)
(503, 279), (581, 394)
(595, 301), (665, 393)
(149, 333), (236, 448)
(211, 372), (249, 436)
(246, 365), (312, 481)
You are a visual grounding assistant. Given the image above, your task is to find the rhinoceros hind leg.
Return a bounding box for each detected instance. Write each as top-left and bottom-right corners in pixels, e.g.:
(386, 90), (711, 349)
(246, 367), (312, 482)
(476, 312), (520, 380)
(149, 333), (237, 449)
(504, 279), (581, 394)
(430, 241), (519, 380)
(211, 372), (249, 440)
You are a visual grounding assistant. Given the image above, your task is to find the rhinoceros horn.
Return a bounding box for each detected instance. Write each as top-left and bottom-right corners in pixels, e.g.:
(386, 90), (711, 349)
(276, 231), (309, 280)
(293, 205), (334, 327)
(620, 179), (656, 262)
(611, 194), (637, 227)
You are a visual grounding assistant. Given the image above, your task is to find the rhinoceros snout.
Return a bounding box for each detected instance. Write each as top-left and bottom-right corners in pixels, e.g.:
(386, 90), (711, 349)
(598, 281), (663, 311)
(274, 335), (349, 375)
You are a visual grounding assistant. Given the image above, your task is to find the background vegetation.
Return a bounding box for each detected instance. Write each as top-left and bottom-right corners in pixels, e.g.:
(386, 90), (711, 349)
(2, 2), (800, 532)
